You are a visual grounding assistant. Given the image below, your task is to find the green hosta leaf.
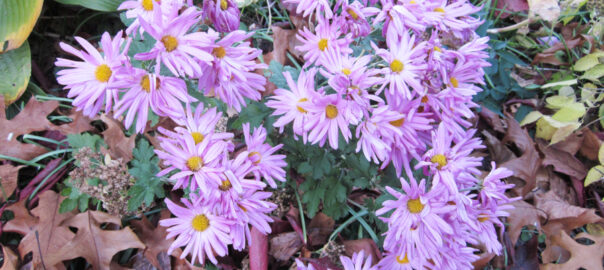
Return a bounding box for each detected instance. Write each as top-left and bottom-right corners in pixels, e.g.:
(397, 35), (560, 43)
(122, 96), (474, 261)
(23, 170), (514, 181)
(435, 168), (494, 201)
(0, 0), (43, 53)
(581, 64), (604, 81)
(127, 139), (164, 211)
(585, 165), (604, 186)
(0, 41), (30, 104)
(54, 0), (125, 11)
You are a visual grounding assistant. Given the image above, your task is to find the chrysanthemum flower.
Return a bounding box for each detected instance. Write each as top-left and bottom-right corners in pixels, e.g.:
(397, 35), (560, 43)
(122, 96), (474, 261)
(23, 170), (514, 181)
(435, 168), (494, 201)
(285, 0), (333, 18)
(170, 104), (235, 147)
(340, 250), (376, 270)
(155, 132), (228, 190)
(372, 0), (423, 37)
(296, 17), (352, 66)
(203, 0), (240, 32)
(118, 0), (182, 36)
(422, 0), (482, 34)
(355, 105), (404, 163)
(375, 252), (431, 270)
(160, 196), (233, 264)
(479, 162), (516, 209)
(55, 31), (130, 117)
(212, 153), (263, 216)
(334, 0), (379, 38)
(242, 123), (287, 188)
(113, 68), (193, 133)
(266, 69), (316, 138)
(373, 30), (427, 102)
(228, 187), (276, 250)
(376, 179), (455, 263)
(304, 93), (354, 149)
(135, 7), (215, 77)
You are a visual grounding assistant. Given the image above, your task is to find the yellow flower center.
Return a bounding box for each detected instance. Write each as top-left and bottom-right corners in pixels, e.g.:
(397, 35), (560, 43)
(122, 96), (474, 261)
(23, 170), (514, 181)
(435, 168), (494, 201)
(478, 215), (489, 222)
(219, 179), (232, 191)
(434, 7), (445, 13)
(450, 77), (459, 88)
(389, 118), (405, 127)
(186, 156), (204, 171)
(421, 95), (429, 103)
(346, 8), (359, 20)
(239, 204), (248, 212)
(249, 151), (262, 164)
(140, 75), (160, 92)
(396, 254), (410, 264)
(406, 198), (424, 213)
(191, 214), (210, 232)
(213, 46), (226, 59)
(318, 38), (328, 51)
(191, 132), (204, 144)
(430, 154), (447, 169)
(342, 68), (352, 76)
(94, 64), (112, 83)
(409, 0), (417, 4)
(325, 104), (338, 119)
(297, 98), (308, 113)
(220, 0), (228, 10)
(161, 35), (178, 52)
(142, 0), (154, 11)
(433, 46), (442, 52)
(390, 59), (404, 73)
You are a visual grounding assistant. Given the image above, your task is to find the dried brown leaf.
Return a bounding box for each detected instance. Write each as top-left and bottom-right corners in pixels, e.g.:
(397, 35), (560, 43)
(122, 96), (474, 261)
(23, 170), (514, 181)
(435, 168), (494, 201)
(342, 239), (382, 265)
(506, 200), (545, 246)
(269, 231), (303, 261)
(44, 211), (145, 269)
(0, 164), (21, 203)
(541, 231), (604, 269)
(130, 210), (179, 269)
(100, 114), (136, 162)
(580, 129), (601, 161)
(0, 245), (18, 270)
(538, 140), (587, 181)
(308, 212), (335, 247)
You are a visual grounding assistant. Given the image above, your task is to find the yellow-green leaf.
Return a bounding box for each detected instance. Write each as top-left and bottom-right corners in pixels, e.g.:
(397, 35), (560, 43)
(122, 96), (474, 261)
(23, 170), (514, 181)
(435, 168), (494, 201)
(541, 79), (577, 89)
(520, 111), (543, 126)
(550, 122), (580, 144)
(54, 0), (124, 11)
(0, 41), (30, 104)
(574, 54), (600, 71)
(536, 116), (558, 141)
(0, 0), (44, 53)
(546, 95), (575, 110)
(585, 165), (604, 186)
(598, 143), (604, 164)
(551, 102), (585, 122)
(581, 64), (604, 81)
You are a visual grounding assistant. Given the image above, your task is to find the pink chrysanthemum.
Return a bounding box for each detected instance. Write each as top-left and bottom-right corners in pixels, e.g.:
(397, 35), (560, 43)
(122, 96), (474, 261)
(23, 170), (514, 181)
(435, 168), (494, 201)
(203, 0), (240, 32)
(135, 7), (214, 77)
(334, 1), (379, 38)
(285, 0), (333, 18)
(422, 0), (482, 35)
(228, 187), (276, 250)
(479, 162), (516, 209)
(118, 0), (182, 36)
(243, 123), (287, 188)
(340, 250), (376, 270)
(373, 31), (427, 102)
(372, 0), (423, 37)
(304, 93), (354, 149)
(155, 132), (228, 190)
(266, 69), (316, 137)
(113, 68), (193, 133)
(296, 17), (352, 67)
(160, 196), (233, 264)
(55, 31), (130, 117)
(169, 104), (235, 148)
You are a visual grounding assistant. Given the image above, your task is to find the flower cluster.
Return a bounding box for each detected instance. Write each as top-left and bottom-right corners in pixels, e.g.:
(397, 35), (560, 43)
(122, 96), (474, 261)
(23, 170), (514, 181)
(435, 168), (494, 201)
(55, 0), (286, 265)
(271, 0), (518, 269)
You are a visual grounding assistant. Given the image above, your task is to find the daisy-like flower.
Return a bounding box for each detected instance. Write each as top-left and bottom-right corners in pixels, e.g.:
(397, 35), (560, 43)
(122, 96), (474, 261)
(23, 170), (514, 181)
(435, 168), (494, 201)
(422, 0), (482, 34)
(372, 0), (423, 37)
(118, 0), (182, 36)
(203, 0), (240, 32)
(416, 124), (484, 194)
(471, 209), (505, 254)
(334, 0), (379, 38)
(340, 250), (376, 270)
(55, 31), (130, 117)
(479, 162), (516, 209)
(135, 7), (215, 77)
(242, 123), (287, 188)
(212, 153), (263, 216)
(160, 196), (233, 264)
(375, 252), (432, 270)
(113, 68), (193, 133)
(228, 187), (276, 250)
(170, 104), (234, 147)
(296, 17), (352, 67)
(155, 132), (228, 190)
(266, 69), (316, 138)
(285, 0), (333, 18)
(376, 179), (455, 263)
(373, 30), (427, 102)
(304, 93), (354, 149)
(355, 105), (404, 163)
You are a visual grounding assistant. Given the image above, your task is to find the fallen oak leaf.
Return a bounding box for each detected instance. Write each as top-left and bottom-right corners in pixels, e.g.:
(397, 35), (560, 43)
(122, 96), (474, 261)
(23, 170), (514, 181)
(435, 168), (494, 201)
(541, 231), (604, 269)
(3, 190), (75, 269)
(308, 212), (335, 247)
(130, 210), (182, 269)
(505, 200), (545, 246)
(0, 164), (22, 203)
(44, 210), (145, 269)
(100, 114), (136, 162)
(269, 231), (303, 262)
(537, 140), (587, 182)
(0, 245), (18, 270)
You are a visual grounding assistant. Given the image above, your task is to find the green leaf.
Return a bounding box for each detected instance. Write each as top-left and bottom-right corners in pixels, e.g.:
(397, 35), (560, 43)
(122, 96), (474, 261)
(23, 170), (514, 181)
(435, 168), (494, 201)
(59, 198), (77, 213)
(581, 64), (604, 81)
(0, 41), (30, 104)
(541, 79), (577, 89)
(0, 0), (43, 53)
(598, 144), (604, 164)
(127, 139), (165, 211)
(585, 165), (604, 186)
(230, 101), (272, 130)
(574, 53), (601, 72)
(551, 103), (585, 122)
(520, 111), (543, 126)
(54, 0), (125, 11)
(67, 133), (106, 151)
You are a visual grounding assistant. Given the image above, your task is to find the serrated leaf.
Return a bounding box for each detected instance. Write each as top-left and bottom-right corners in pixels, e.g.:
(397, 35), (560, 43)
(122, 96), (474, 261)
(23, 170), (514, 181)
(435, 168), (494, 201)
(581, 64), (604, 81)
(0, 0), (43, 53)
(54, 0), (124, 11)
(520, 111), (543, 126)
(127, 139), (164, 211)
(585, 165), (604, 186)
(59, 198), (77, 213)
(0, 41), (30, 104)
